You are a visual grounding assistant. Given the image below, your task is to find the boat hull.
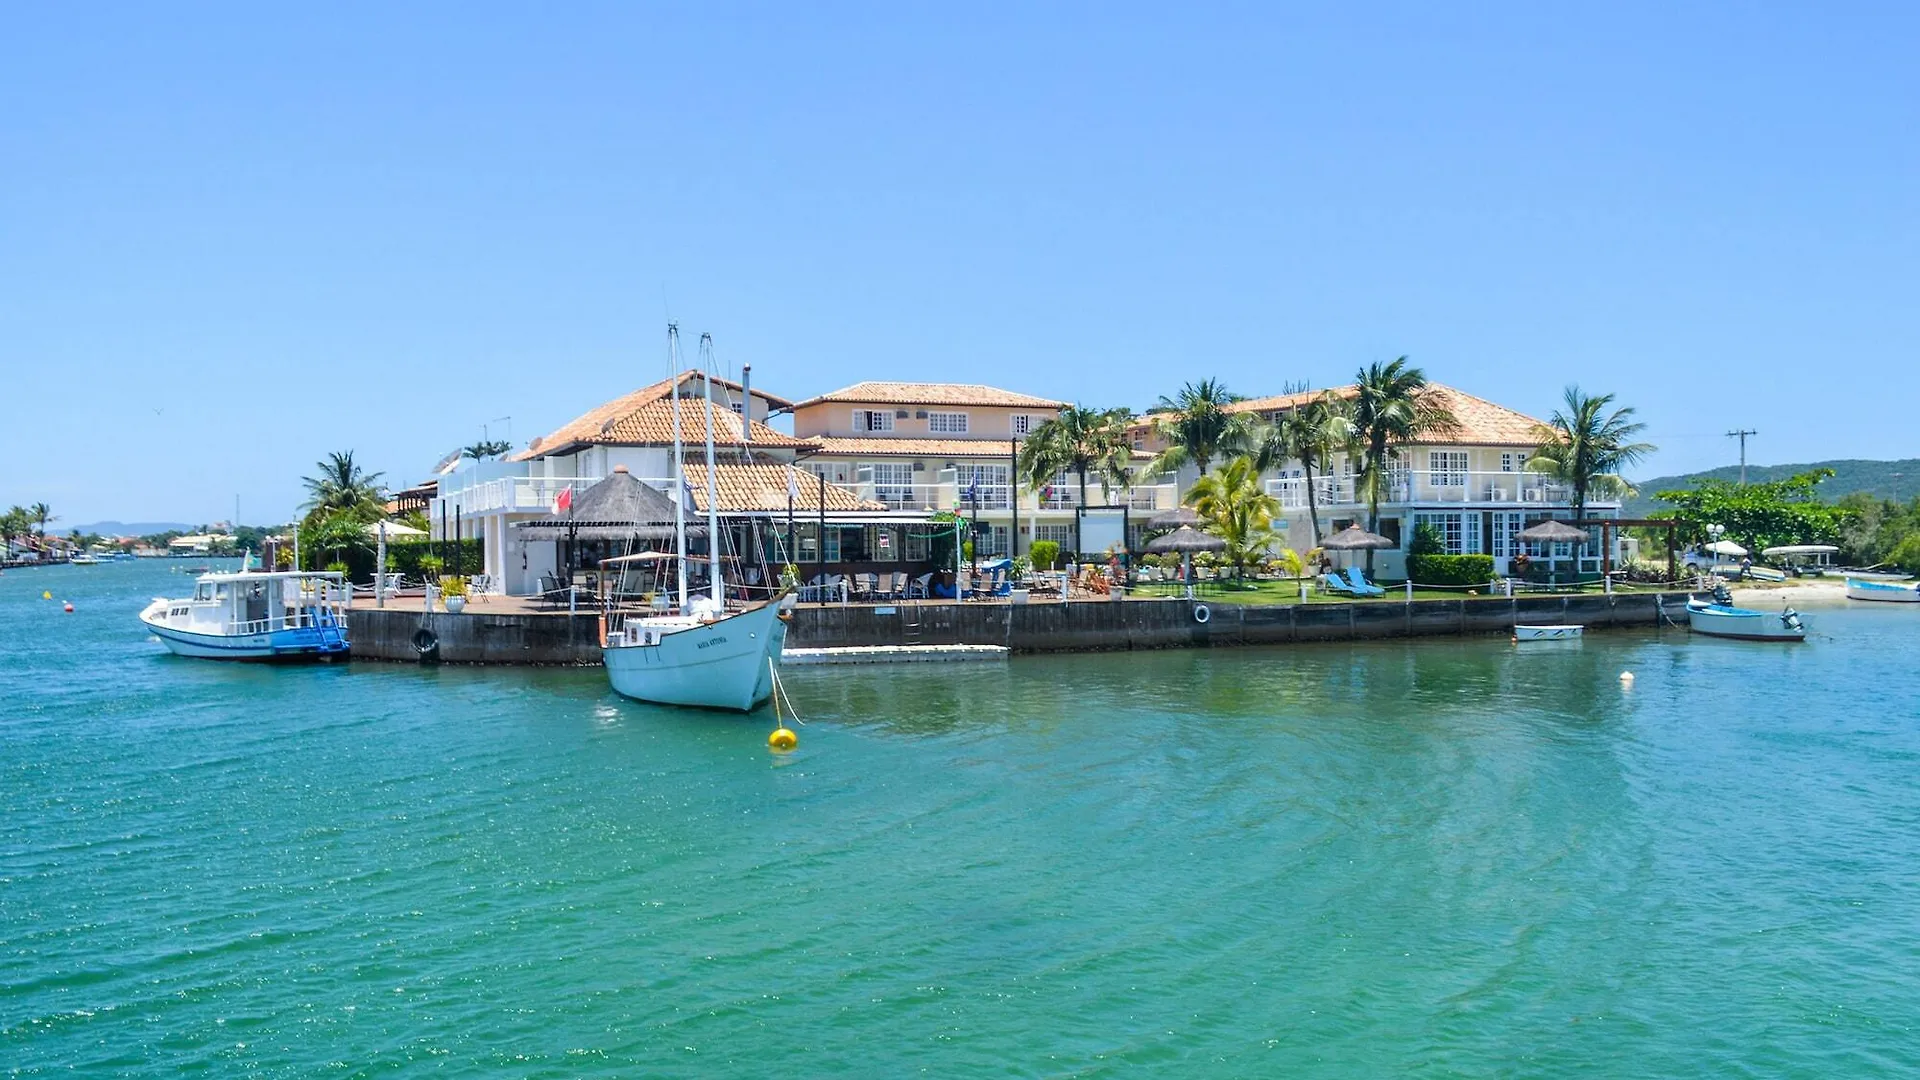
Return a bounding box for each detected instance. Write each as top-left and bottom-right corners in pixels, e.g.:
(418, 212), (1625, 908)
(1514, 624), (1583, 641)
(1846, 578), (1920, 603)
(1685, 601), (1806, 641)
(140, 610), (349, 661)
(603, 601), (789, 712)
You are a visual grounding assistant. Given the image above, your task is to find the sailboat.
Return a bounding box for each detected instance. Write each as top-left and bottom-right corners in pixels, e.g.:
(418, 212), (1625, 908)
(602, 326), (790, 711)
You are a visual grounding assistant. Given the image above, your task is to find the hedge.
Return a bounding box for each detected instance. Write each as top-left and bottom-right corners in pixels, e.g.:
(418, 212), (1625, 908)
(1406, 553), (1496, 587)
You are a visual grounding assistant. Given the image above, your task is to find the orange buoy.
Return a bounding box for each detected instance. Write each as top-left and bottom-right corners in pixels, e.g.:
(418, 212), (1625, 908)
(63, 602), (75, 613)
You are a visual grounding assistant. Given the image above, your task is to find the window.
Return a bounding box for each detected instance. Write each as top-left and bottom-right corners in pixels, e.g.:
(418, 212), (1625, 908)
(972, 525), (1009, 557)
(1032, 524), (1075, 547)
(1011, 413), (1034, 436)
(794, 523), (820, 563)
(927, 411), (968, 434)
(1040, 469), (1076, 509)
(905, 529), (931, 561)
(867, 462), (915, 506)
(959, 463), (1010, 509)
(822, 526), (842, 562)
(800, 461), (849, 484)
(1413, 512), (1481, 555)
(1428, 450), (1468, 487)
(1490, 511), (1525, 559)
(1501, 451), (1529, 473)
(852, 409), (893, 433)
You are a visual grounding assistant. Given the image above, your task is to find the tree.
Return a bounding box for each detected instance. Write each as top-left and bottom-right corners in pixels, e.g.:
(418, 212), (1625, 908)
(301, 451), (387, 525)
(1, 506), (27, 555)
(1349, 358), (1457, 569)
(1655, 469), (1857, 552)
(1525, 386), (1655, 529)
(1148, 379), (1253, 480)
(462, 439), (513, 460)
(1250, 391), (1354, 548)
(302, 513), (372, 572)
(1018, 405), (1135, 555)
(29, 502), (53, 541)
(1187, 457), (1282, 580)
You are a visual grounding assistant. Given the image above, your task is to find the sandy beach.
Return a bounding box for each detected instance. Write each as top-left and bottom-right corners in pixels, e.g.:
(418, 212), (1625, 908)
(1724, 577), (1854, 608)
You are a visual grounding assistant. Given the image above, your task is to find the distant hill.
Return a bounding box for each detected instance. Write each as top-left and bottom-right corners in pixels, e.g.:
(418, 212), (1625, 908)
(1625, 459), (1920, 516)
(65, 520), (195, 537)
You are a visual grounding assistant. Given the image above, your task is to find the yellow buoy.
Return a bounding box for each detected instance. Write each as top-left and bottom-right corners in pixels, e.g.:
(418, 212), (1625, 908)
(768, 727), (797, 752)
(43, 590), (53, 600)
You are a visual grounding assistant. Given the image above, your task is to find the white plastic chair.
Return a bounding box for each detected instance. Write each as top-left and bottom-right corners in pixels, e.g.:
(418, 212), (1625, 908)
(907, 573), (932, 599)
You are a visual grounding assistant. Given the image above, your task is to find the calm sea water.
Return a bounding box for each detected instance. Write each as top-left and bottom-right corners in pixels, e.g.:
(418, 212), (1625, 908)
(4, 562), (1918, 1076)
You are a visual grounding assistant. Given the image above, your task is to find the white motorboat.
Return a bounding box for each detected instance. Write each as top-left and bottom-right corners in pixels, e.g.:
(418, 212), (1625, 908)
(601, 326), (788, 712)
(140, 570), (350, 660)
(70, 553), (100, 565)
(1846, 576), (1920, 603)
(1684, 586), (1806, 642)
(1514, 624), (1583, 641)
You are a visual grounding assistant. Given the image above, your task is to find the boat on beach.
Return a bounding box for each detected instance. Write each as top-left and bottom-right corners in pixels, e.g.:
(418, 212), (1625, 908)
(139, 570), (350, 660)
(1685, 585), (1806, 641)
(1845, 576), (1920, 603)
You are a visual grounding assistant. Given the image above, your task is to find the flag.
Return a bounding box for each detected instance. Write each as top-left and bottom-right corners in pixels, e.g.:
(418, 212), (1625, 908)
(552, 484), (573, 514)
(787, 472), (801, 503)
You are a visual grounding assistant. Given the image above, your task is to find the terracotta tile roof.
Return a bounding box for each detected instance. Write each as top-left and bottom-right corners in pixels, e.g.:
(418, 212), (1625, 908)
(792, 381), (1067, 409)
(1131, 382), (1547, 448)
(514, 375), (810, 460)
(685, 463), (885, 514)
(806, 436), (1025, 458)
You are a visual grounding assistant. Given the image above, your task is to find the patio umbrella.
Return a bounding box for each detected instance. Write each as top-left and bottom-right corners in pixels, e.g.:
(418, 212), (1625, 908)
(1147, 505), (1204, 531)
(1318, 523), (1396, 572)
(1513, 519), (1588, 545)
(1702, 539), (1748, 557)
(1145, 525), (1226, 594)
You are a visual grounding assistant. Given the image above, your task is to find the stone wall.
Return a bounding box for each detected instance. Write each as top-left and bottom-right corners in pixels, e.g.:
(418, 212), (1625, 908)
(348, 592), (1689, 664)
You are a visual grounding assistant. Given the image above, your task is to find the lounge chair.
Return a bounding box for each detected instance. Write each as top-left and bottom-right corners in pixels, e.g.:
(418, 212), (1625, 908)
(1320, 573), (1357, 596)
(1342, 567), (1387, 596)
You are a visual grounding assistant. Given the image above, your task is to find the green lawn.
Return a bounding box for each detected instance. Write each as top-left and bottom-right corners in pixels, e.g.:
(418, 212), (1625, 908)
(1127, 578), (1672, 604)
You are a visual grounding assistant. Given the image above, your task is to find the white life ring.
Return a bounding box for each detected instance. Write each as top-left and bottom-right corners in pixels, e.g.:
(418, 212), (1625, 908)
(1192, 603), (1211, 624)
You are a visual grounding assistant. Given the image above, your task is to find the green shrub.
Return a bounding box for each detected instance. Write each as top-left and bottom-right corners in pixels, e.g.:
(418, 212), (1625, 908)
(1030, 540), (1060, 571)
(1406, 553), (1495, 587)
(1409, 523), (1445, 556)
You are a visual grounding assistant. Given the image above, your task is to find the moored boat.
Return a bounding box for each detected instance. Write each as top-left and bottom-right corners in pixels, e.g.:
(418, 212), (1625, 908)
(1514, 624), (1583, 641)
(139, 570), (350, 660)
(1846, 576), (1920, 603)
(1685, 586), (1806, 641)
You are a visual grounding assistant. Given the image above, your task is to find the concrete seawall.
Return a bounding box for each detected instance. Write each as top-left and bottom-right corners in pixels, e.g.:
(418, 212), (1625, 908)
(348, 592), (1690, 664)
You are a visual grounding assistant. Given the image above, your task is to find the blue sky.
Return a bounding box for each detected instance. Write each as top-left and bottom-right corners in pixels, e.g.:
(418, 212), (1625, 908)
(5, 3), (1915, 526)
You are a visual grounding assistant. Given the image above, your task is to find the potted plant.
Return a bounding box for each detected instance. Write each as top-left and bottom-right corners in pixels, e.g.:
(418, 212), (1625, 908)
(440, 574), (469, 614)
(1009, 555), (1033, 604)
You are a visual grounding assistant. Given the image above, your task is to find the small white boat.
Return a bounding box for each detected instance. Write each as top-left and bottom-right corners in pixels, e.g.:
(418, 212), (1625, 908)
(69, 553), (100, 565)
(1514, 624), (1584, 641)
(1685, 588), (1807, 642)
(140, 570), (350, 660)
(1846, 576), (1920, 603)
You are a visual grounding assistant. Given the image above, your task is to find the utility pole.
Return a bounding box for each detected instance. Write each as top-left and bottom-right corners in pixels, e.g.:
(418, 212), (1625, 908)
(1726, 429), (1757, 484)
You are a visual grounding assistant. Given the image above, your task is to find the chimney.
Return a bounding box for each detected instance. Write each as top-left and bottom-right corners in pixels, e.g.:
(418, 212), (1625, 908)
(741, 363), (752, 444)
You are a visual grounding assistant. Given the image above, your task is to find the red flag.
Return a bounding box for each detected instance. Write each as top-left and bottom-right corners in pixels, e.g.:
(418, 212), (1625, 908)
(553, 485), (573, 514)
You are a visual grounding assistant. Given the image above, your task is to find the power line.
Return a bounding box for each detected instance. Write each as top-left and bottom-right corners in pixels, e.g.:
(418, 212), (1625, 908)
(1726, 429), (1758, 484)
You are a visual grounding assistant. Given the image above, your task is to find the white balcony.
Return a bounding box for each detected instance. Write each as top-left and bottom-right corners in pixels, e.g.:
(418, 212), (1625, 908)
(440, 476), (604, 516)
(1265, 472), (1602, 509)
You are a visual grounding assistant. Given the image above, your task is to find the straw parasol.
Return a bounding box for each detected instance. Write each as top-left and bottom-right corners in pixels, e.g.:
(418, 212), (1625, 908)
(1147, 505), (1204, 531)
(1145, 525), (1226, 595)
(1514, 519), (1588, 545)
(1318, 523), (1395, 570)
(515, 467), (704, 542)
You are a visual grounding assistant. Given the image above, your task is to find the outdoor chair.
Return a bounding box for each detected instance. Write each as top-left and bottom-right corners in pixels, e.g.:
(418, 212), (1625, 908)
(799, 574), (824, 602)
(907, 573), (932, 599)
(825, 574), (847, 602)
(1342, 567), (1387, 596)
(1320, 573), (1357, 596)
(889, 571), (908, 599)
(467, 573), (493, 599)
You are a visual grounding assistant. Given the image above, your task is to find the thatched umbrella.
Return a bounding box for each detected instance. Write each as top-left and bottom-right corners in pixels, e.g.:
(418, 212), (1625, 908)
(516, 466), (706, 579)
(1318, 523), (1396, 572)
(1147, 505), (1204, 531)
(1145, 525), (1226, 596)
(1514, 519), (1588, 545)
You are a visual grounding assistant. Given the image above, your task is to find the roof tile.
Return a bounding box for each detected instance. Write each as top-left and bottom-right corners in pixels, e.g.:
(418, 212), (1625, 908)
(793, 381), (1067, 409)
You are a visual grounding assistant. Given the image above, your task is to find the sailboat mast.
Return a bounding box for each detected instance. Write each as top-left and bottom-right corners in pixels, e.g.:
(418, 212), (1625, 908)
(669, 324), (689, 609)
(700, 333), (723, 607)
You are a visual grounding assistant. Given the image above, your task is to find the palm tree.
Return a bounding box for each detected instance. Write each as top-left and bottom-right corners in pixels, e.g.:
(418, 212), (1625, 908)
(1148, 379), (1253, 482)
(1525, 386), (1656, 534)
(1019, 406), (1135, 557)
(462, 439), (513, 460)
(302, 451), (387, 522)
(29, 502), (53, 542)
(1, 506), (26, 557)
(1249, 391), (1354, 548)
(1187, 457), (1282, 580)
(1349, 358), (1458, 570)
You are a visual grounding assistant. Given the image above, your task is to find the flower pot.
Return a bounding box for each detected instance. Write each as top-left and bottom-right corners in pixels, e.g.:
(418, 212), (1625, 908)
(1010, 588), (1031, 605)
(444, 595), (467, 614)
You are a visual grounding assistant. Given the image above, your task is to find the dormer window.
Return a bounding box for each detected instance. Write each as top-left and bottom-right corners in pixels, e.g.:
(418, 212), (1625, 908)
(852, 409), (894, 433)
(928, 411), (968, 434)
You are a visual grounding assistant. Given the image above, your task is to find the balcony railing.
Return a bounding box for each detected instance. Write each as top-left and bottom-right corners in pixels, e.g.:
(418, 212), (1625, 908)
(1265, 472), (1595, 509)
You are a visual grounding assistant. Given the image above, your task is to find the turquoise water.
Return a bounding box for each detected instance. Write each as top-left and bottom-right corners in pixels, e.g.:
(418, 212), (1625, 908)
(5, 562), (1919, 1076)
